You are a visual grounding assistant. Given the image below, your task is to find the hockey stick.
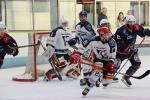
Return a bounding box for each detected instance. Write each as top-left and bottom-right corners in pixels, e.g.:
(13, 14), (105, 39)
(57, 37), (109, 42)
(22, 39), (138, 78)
(17, 44), (40, 49)
(114, 37), (146, 77)
(118, 70), (150, 79)
(7, 43), (40, 49)
(48, 53), (63, 81)
(82, 61), (150, 79)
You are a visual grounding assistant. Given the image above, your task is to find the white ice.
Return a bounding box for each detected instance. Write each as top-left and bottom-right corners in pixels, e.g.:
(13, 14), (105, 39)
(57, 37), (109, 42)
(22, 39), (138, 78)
(0, 55), (150, 100)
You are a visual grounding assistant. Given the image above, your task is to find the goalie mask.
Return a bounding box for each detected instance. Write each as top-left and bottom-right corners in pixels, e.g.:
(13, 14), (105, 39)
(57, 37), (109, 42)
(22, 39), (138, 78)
(97, 27), (112, 42)
(59, 17), (68, 28)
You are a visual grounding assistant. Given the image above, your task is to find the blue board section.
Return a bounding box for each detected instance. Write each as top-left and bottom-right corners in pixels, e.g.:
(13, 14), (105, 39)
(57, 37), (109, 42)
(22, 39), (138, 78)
(2, 56), (48, 69)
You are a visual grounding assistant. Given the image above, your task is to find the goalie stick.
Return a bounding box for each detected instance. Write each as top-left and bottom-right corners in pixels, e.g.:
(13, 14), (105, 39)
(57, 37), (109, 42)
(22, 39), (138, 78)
(48, 58), (63, 81)
(82, 61), (150, 79)
(41, 43), (62, 81)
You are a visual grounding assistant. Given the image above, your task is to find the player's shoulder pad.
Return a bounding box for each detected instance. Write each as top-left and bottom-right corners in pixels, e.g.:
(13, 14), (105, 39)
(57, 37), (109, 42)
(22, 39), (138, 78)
(50, 27), (64, 37)
(84, 21), (93, 31)
(75, 22), (81, 29)
(116, 25), (126, 35)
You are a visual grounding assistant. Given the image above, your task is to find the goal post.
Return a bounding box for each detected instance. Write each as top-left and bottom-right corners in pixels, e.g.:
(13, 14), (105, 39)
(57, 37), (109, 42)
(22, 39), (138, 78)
(12, 32), (50, 82)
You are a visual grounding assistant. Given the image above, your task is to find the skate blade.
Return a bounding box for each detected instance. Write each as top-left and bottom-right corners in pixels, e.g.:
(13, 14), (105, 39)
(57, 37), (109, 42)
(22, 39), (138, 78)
(111, 80), (119, 83)
(121, 78), (131, 87)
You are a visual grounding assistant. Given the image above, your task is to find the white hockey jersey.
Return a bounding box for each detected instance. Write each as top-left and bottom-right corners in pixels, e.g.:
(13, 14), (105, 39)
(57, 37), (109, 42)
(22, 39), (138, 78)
(83, 37), (117, 62)
(48, 27), (72, 54)
(75, 21), (97, 48)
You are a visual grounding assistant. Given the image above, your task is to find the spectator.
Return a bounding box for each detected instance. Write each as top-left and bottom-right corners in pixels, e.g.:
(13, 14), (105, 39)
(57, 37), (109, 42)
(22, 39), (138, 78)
(117, 12), (125, 27)
(98, 7), (108, 27)
(127, 10), (132, 15)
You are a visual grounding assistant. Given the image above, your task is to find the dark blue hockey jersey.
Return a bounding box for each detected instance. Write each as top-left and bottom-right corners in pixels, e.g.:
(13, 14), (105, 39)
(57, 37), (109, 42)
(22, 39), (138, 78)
(114, 24), (150, 53)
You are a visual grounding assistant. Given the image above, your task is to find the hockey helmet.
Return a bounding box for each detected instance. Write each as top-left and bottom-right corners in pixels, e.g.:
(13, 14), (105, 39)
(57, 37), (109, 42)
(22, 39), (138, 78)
(79, 11), (87, 17)
(59, 17), (68, 27)
(99, 19), (110, 28)
(97, 27), (112, 42)
(100, 19), (109, 26)
(125, 15), (136, 23)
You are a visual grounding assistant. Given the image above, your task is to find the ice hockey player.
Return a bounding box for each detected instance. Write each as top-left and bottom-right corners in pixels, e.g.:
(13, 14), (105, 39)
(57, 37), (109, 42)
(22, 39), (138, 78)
(114, 15), (150, 87)
(44, 17), (81, 81)
(68, 11), (98, 86)
(0, 22), (19, 68)
(96, 19), (118, 86)
(82, 27), (117, 96)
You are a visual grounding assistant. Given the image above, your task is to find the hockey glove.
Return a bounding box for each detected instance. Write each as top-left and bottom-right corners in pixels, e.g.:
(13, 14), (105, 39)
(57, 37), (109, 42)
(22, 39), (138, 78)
(5, 45), (19, 56)
(143, 29), (150, 37)
(12, 48), (19, 56)
(70, 51), (81, 64)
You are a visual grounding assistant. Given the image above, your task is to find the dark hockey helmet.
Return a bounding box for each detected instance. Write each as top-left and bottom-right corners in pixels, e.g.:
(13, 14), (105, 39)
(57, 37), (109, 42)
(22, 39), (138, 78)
(79, 11), (87, 17)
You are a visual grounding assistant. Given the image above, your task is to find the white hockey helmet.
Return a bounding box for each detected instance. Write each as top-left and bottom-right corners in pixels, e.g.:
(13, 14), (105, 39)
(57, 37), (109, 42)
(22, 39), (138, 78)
(59, 17), (68, 27)
(0, 21), (6, 32)
(125, 15), (136, 23)
(100, 19), (109, 26)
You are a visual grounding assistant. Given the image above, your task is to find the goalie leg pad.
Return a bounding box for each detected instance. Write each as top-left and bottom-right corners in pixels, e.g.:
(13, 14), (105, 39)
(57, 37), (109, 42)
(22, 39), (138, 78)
(44, 69), (57, 81)
(61, 63), (81, 79)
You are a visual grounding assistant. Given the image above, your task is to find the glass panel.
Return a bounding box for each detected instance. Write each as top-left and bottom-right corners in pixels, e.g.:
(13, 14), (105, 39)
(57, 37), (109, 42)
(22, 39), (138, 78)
(6, 0), (33, 30)
(97, 1), (116, 29)
(59, 1), (76, 29)
(83, 3), (94, 25)
(75, 3), (82, 25)
(116, 2), (130, 27)
(140, 1), (149, 26)
(0, 0), (5, 23)
(131, 1), (139, 24)
(96, 1), (101, 27)
(34, 0), (50, 30)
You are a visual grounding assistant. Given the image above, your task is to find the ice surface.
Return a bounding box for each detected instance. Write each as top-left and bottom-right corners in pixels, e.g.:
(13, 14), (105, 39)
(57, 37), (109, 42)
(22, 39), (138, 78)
(0, 56), (150, 100)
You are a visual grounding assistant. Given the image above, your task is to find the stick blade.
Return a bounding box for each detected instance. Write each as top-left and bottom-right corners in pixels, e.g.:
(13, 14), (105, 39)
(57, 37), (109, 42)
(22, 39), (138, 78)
(132, 70), (150, 79)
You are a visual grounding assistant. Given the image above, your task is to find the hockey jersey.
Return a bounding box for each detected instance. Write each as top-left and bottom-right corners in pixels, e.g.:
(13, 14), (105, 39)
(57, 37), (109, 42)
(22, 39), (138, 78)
(83, 37), (117, 62)
(114, 24), (150, 52)
(48, 27), (72, 54)
(75, 21), (97, 47)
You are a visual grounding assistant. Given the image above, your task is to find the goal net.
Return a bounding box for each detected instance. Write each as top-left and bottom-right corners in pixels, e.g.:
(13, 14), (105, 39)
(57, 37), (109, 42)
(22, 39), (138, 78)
(12, 32), (51, 82)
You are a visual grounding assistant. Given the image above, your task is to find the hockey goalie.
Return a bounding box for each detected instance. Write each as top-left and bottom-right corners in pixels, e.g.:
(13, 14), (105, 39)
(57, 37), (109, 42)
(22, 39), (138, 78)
(43, 17), (81, 81)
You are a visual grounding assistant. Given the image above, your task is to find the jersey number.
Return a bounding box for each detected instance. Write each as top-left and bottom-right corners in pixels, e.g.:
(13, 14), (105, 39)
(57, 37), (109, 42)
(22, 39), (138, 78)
(62, 36), (69, 46)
